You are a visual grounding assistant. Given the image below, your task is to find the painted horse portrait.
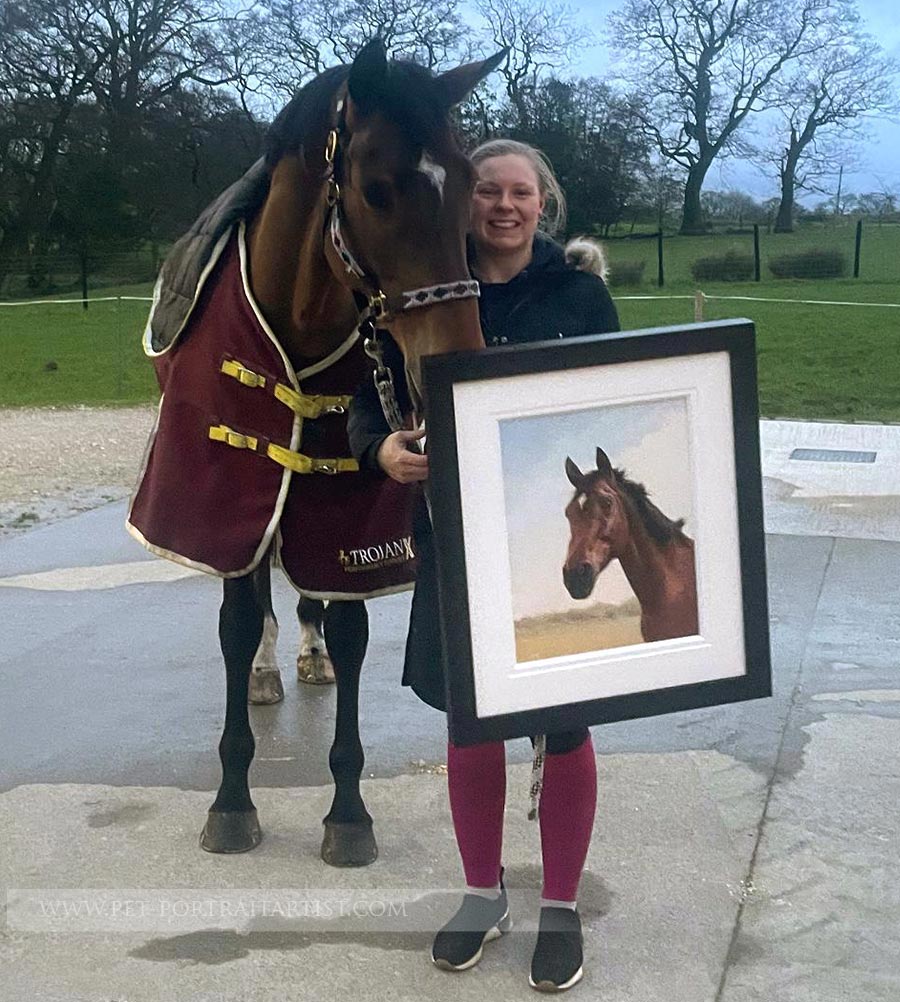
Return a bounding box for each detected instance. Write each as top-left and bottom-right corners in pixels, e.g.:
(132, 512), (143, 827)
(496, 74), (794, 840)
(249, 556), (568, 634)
(127, 39), (503, 865)
(562, 448), (699, 643)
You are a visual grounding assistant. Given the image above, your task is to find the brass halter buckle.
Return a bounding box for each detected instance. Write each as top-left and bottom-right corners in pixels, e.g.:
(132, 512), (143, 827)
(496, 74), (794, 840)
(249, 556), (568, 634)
(368, 291), (389, 321)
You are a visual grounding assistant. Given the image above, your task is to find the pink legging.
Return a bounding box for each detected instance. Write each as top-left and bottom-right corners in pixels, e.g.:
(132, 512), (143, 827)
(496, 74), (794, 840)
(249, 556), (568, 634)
(446, 734), (597, 902)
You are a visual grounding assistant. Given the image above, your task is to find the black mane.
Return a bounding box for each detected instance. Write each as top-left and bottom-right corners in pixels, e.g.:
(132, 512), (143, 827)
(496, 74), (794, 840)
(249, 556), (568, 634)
(266, 59), (452, 167)
(579, 468), (688, 546)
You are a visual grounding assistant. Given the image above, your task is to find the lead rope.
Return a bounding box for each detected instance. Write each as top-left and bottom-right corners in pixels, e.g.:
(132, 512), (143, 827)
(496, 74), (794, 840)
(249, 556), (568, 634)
(528, 734), (546, 821)
(361, 319), (404, 433)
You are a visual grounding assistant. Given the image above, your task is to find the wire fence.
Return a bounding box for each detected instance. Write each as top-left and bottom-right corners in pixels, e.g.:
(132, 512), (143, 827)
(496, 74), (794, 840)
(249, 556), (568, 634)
(599, 220), (900, 287)
(2, 288), (899, 411)
(1, 220), (897, 301)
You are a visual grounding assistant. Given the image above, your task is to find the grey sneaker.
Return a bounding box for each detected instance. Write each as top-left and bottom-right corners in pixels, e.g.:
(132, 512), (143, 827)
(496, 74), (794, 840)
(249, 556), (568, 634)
(431, 871), (511, 971)
(528, 906), (584, 992)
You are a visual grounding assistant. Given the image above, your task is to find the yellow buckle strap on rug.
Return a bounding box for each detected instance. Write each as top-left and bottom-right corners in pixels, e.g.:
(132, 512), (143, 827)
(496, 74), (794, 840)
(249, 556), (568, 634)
(220, 359), (267, 388)
(273, 383), (352, 419)
(267, 443), (358, 475)
(209, 425), (358, 475)
(220, 359), (351, 419)
(209, 424), (259, 450)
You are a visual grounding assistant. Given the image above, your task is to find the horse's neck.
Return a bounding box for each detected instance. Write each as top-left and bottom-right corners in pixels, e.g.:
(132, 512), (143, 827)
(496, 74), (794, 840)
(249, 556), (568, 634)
(616, 516), (693, 613)
(248, 154), (358, 366)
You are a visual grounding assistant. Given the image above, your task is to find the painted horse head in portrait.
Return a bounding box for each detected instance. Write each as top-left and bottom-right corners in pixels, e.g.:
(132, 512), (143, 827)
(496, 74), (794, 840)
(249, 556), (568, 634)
(563, 447), (699, 643)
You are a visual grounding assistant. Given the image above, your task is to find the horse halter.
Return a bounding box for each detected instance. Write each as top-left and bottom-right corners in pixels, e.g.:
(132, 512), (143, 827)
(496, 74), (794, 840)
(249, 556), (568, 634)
(322, 114), (480, 324)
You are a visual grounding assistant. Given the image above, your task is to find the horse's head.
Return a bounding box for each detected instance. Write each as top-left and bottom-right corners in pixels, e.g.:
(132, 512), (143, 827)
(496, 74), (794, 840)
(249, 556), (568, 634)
(325, 40), (504, 408)
(562, 448), (630, 600)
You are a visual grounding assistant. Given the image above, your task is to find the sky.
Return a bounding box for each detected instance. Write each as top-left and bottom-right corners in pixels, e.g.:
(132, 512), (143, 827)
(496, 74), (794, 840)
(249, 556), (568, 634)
(499, 396), (693, 620)
(559, 0), (900, 202)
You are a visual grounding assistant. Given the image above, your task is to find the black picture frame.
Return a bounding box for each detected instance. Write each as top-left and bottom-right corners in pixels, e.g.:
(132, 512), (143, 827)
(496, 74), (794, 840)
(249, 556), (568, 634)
(423, 320), (771, 746)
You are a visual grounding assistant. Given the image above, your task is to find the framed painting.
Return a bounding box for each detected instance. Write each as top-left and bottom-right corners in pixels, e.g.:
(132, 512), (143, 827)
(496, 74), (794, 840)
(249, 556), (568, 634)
(422, 320), (771, 745)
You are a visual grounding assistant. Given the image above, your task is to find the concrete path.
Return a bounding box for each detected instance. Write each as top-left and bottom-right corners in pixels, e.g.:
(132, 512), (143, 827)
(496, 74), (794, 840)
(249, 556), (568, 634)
(2, 419), (899, 1001)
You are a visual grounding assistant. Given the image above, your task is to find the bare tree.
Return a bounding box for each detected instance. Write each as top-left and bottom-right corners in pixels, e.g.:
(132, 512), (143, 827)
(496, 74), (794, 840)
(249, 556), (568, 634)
(90, 0), (242, 170)
(0, 0), (116, 279)
(243, 0), (470, 110)
(760, 10), (897, 232)
(607, 0), (838, 233)
(476, 0), (591, 128)
(0, 0), (247, 286)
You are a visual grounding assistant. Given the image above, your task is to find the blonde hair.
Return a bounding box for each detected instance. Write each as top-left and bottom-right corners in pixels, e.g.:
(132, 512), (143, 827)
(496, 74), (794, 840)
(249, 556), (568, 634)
(470, 139), (567, 236)
(565, 236), (609, 282)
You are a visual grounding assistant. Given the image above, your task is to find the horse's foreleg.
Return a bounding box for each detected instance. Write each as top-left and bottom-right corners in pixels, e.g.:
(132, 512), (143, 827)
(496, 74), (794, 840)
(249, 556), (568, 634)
(248, 558), (285, 705)
(200, 573), (265, 853)
(296, 597), (335, 684)
(320, 599), (375, 866)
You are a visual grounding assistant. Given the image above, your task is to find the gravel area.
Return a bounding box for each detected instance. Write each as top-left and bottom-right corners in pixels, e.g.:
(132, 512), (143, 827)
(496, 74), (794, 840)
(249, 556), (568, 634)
(0, 405), (157, 539)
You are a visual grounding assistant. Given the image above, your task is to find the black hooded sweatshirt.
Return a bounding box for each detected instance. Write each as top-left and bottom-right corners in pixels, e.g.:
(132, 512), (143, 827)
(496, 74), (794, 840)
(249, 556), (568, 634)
(348, 232), (620, 468)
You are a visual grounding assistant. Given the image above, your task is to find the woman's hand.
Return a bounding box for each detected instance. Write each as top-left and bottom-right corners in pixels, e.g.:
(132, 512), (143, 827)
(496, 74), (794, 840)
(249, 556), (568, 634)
(377, 429), (429, 483)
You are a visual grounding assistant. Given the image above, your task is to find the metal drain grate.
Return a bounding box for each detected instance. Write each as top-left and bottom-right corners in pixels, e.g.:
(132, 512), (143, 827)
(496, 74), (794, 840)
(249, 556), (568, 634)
(790, 448), (877, 464)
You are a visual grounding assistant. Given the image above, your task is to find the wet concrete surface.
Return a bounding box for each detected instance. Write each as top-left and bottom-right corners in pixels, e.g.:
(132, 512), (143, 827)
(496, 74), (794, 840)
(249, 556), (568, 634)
(3, 419), (900, 1000)
(0, 500), (833, 792)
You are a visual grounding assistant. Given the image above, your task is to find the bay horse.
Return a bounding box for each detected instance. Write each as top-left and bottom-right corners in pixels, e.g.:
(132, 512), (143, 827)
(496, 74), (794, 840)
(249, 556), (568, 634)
(562, 448), (698, 642)
(128, 40), (502, 865)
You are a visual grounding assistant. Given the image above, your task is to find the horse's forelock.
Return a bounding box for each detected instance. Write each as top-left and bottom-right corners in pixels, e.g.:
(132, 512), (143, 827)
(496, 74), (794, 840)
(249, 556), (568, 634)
(374, 60), (452, 151)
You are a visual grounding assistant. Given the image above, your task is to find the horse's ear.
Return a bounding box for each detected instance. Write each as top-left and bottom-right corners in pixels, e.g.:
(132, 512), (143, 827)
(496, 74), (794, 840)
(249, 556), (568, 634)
(435, 49), (508, 109)
(595, 448), (614, 481)
(565, 457), (585, 491)
(348, 37), (389, 115)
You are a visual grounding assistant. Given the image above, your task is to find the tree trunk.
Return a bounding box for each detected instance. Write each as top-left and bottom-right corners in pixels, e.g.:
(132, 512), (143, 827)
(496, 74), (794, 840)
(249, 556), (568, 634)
(774, 151), (800, 233)
(679, 164), (709, 235)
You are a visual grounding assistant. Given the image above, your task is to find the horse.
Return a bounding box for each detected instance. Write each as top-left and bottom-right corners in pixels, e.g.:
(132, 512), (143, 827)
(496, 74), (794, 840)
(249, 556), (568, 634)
(127, 39), (503, 866)
(562, 447), (698, 643)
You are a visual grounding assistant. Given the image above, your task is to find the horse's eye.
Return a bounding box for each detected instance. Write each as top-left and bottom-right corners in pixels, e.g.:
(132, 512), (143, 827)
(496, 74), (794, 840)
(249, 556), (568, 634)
(362, 180), (394, 212)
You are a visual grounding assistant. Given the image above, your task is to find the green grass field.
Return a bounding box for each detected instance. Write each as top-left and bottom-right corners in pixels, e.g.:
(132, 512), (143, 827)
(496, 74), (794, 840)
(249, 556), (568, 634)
(0, 284), (158, 406)
(2, 226), (899, 419)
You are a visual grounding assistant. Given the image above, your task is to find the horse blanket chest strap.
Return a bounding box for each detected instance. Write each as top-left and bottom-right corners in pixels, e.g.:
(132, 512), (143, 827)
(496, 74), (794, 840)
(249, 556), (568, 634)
(208, 424), (359, 475)
(220, 359), (352, 418)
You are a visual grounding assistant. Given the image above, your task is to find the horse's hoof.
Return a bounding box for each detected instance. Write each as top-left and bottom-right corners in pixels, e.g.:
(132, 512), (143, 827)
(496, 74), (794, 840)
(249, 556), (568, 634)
(321, 820), (377, 867)
(249, 667), (284, 704)
(200, 809), (262, 853)
(297, 652), (336, 685)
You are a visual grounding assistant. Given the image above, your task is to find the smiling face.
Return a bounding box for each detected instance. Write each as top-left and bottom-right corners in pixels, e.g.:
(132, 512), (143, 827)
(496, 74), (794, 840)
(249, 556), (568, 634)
(470, 154), (546, 260)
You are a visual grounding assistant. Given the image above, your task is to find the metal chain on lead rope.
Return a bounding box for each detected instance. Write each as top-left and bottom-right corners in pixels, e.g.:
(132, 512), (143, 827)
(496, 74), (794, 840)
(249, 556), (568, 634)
(361, 318), (405, 433)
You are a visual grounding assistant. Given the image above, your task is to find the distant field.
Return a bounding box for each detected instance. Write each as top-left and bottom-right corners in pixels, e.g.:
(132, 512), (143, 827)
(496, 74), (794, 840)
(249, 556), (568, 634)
(602, 221), (900, 286)
(0, 289), (156, 406)
(1, 225), (899, 418)
(515, 610), (644, 662)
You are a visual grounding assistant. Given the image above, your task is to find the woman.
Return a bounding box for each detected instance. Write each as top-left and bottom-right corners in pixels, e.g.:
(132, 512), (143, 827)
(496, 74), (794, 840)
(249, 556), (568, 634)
(348, 139), (619, 992)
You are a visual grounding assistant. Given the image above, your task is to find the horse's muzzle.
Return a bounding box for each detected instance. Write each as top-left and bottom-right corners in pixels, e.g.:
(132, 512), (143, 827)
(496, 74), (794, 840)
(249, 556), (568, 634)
(563, 563), (596, 600)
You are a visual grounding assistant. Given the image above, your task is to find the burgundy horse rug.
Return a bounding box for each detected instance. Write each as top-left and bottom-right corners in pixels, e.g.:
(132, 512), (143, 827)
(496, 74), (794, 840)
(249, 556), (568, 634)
(127, 221), (417, 598)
